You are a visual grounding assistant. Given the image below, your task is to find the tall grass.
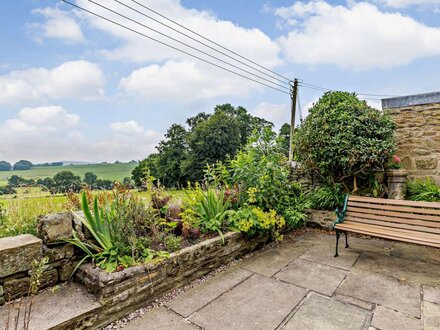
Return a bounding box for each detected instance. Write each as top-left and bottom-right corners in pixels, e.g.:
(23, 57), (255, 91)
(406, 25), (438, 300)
(0, 196), (68, 238)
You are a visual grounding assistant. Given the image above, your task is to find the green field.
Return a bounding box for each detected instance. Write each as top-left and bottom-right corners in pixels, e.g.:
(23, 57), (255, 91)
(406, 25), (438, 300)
(0, 162), (138, 186)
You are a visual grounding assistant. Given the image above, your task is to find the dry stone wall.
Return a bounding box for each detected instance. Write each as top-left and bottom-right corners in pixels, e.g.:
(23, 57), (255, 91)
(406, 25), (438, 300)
(387, 102), (440, 184)
(0, 213), (79, 304)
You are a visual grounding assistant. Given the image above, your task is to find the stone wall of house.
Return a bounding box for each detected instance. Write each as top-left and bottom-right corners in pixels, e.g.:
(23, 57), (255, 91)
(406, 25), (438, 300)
(0, 213), (80, 304)
(386, 102), (440, 184)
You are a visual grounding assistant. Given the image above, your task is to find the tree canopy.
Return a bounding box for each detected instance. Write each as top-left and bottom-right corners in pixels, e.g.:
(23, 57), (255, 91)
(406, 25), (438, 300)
(293, 91), (396, 192)
(13, 160), (33, 170)
(0, 161), (11, 171)
(132, 103), (276, 187)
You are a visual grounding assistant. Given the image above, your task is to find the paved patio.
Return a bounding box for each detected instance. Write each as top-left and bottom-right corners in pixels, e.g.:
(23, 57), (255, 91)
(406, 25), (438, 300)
(122, 232), (440, 330)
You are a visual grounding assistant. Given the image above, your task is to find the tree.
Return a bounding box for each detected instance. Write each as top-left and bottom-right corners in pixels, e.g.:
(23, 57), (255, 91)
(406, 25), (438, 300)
(293, 91), (396, 192)
(182, 111), (241, 181)
(0, 161), (11, 171)
(52, 171), (82, 193)
(13, 160), (33, 170)
(155, 124), (188, 187)
(278, 123), (291, 157)
(84, 172), (98, 186)
(131, 159), (150, 187)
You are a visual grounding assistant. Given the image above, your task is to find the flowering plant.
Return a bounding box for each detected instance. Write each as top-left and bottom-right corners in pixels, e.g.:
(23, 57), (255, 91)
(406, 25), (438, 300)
(388, 155), (402, 169)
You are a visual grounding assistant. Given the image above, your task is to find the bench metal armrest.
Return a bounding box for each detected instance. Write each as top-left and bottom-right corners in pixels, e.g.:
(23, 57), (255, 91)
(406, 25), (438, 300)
(332, 194), (349, 229)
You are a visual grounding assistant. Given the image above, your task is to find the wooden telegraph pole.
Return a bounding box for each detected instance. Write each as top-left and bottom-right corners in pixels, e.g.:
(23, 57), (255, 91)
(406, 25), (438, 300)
(288, 78), (299, 163)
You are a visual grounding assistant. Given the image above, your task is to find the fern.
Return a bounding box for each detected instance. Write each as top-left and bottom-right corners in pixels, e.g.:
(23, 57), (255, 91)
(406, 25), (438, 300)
(407, 178), (440, 202)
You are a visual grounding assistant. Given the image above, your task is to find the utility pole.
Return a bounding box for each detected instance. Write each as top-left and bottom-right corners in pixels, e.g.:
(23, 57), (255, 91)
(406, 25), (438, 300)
(288, 78), (298, 163)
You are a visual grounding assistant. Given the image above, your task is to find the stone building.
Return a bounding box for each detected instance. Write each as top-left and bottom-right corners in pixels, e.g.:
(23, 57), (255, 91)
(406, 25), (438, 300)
(383, 91), (440, 184)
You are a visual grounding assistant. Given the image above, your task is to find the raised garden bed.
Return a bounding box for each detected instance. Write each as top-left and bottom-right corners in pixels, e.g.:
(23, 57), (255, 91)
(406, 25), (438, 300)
(75, 231), (270, 329)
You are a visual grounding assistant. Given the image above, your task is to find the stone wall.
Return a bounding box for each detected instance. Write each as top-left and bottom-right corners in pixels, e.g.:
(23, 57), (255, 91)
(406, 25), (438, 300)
(75, 232), (269, 329)
(386, 101), (440, 184)
(306, 209), (336, 229)
(0, 213), (78, 304)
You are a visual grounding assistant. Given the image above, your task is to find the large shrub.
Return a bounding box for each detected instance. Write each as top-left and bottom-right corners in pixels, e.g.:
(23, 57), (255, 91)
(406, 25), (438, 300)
(293, 91), (396, 192)
(206, 128), (309, 230)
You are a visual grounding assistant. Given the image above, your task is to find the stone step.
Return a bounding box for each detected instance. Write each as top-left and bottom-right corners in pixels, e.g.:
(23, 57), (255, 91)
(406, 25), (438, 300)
(0, 283), (101, 330)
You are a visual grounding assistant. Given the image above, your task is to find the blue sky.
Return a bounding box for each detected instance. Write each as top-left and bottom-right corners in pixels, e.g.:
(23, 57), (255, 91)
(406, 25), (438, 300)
(1, 0), (439, 163)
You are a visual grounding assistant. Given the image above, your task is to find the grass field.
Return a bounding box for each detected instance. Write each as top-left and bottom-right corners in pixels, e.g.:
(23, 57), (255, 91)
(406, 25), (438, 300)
(0, 187), (188, 238)
(0, 162), (138, 186)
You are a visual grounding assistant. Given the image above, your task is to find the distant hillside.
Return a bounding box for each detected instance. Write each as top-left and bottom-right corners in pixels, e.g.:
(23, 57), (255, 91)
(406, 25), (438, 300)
(0, 162), (138, 186)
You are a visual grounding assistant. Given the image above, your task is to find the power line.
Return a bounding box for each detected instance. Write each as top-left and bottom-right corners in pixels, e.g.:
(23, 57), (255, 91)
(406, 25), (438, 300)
(131, 0), (292, 83)
(114, 0), (289, 85)
(299, 81), (400, 98)
(61, 0), (290, 95)
(299, 84), (388, 101)
(88, 0), (290, 92)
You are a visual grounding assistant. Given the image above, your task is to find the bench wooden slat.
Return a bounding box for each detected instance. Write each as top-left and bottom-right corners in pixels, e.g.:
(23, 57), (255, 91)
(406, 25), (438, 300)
(349, 195), (440, 209)
(347, 207), (440, 223)
(335, 223), (440, 248)
(348, 201), (440, 216)
(336, 222), (440, 245)
(344, 216), (440, 235)
(345, 211), (440, 229)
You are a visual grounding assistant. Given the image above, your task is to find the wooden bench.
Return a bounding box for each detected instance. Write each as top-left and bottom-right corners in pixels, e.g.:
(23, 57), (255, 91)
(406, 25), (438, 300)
(332, 195), (440, 257)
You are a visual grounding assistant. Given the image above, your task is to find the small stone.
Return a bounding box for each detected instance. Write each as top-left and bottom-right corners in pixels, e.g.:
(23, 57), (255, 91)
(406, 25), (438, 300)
(59, 262), (77, 282)
(3, 269), (58, 300)
(0, 235), (43, 278)
(44, 244), (75, 263)
(38, 212), (73, 244)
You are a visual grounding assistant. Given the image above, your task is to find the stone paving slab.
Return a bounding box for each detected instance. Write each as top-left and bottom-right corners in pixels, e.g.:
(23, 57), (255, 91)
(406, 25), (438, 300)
(0, 283), (100, 330)
(241, 242), (309, 277)
(424, 285), (440, 304)
(124, 307), (198, 330)
(371, 306), (421, 330)
(423, 301), (440, 330)
(189, 274), (307, 330)
(391, 242), (440, 265)
(332, 293), (374, 311)
(354, 252), (440, 287)
(275, 258), (347, 296)
(298, 244), (360, 270)
(167, 267), (252, 317)
(284, 293), (369, 330)
(337, 269), (421, 317)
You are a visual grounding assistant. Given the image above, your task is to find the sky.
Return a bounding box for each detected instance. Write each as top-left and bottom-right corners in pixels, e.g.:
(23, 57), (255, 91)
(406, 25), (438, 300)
(1, 0), (439, 163)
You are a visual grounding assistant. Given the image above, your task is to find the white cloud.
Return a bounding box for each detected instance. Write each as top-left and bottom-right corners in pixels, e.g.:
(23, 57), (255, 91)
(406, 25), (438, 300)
(118, 60), (258, 102)
(74, 0), (281, 67)
(276, 1), (440, 70)
(0, 61), (105, 105)
(0, 107), (161, 163)
(251, 102), (290, 128)
(377, 0), (440, 8)
(28, 7), (84, 43)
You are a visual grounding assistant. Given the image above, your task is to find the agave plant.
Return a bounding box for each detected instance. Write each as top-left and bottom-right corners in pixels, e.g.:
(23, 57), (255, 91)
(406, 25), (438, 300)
(67, 192), (120, 274)
(195, 189), (235, 242)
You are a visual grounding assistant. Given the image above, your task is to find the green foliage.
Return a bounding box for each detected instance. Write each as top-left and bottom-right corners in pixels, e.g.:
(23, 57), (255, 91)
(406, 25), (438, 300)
(278, 123), (291, 157)
(29, 257), (49, 295)
(164, 234), (182, 252)
(308, 184), (345, 211)
(84, 172), (98, 186)
(52, 171), (82, 193)
(206, 127), (308, 230)
(230, 207), (285, 239)
(407, 178), (440, 202)
(8, 175), (35, 187)
(195, 189), (235, 240)
(293, 91), (396, 191)
(0, 161), (11, 171)
(131, 159), (151, 187)
(13, 160), (33, 170)
(138, 104), (273, 187)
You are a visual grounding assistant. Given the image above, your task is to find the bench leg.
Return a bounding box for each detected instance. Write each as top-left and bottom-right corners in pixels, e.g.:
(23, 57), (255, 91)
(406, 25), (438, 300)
(344, 232), (349, 248)
(335, 230), (341, 257)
